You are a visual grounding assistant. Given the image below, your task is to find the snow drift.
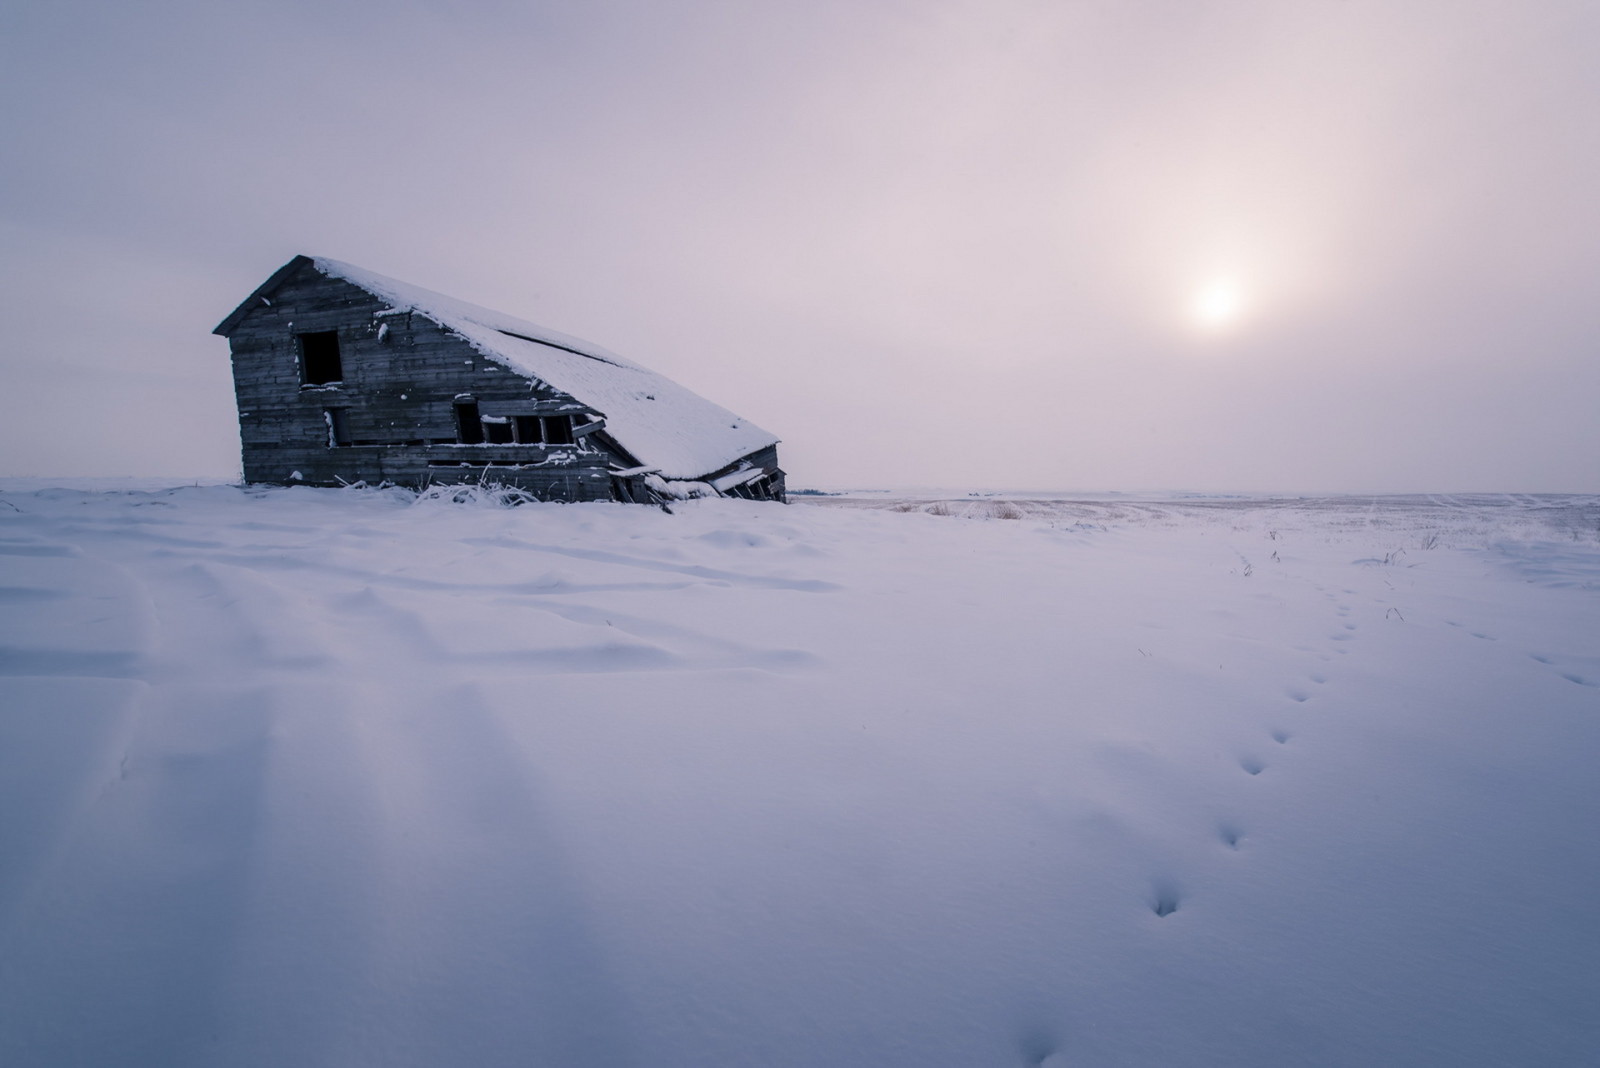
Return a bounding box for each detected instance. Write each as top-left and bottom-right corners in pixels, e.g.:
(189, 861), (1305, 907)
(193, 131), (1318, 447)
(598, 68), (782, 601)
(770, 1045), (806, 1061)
(1, 483), (1596, 1066)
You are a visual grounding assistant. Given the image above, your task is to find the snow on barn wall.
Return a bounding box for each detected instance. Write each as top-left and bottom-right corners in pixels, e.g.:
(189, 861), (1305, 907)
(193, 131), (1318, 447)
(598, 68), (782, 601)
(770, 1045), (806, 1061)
(214, 256), (785, 502)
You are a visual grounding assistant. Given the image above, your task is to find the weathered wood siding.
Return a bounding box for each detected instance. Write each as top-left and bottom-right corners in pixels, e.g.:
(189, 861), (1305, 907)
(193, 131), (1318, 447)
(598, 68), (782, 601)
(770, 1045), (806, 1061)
(223, 262), (622, 499)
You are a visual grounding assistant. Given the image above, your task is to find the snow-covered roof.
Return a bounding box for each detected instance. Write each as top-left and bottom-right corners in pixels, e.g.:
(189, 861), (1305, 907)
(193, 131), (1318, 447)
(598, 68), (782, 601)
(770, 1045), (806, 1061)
(223, 256), (779, 480)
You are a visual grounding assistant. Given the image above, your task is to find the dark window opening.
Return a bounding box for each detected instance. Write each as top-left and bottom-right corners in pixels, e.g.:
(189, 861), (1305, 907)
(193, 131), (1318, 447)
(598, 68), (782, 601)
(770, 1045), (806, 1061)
(483, 419), (514, 444)
(543, 415), (574, 445)
(455, 401), (483, 444)
(299, 331), (343, 385)
(512, 414), (575, 445)
(323, 408), (351, 447)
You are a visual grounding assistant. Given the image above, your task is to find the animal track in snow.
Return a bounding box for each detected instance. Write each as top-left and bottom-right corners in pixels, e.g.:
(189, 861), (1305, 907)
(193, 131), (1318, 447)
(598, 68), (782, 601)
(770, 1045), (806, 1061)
(1271, 730), (1290, 744)
(1239, 757), (1265, 776)
(1562, 673), (1597, 688)
(1286, 689), (1310, 703)
(1218, 824), (1244, 850)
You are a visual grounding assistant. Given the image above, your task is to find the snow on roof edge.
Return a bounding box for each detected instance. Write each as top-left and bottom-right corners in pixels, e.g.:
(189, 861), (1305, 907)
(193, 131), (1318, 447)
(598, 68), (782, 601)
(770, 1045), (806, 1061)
(309, 257), (639, 369)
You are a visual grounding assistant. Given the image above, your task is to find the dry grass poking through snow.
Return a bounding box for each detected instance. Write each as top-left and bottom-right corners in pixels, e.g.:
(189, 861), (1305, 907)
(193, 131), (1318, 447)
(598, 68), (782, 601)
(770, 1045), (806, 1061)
(811, 490), (1600, 547)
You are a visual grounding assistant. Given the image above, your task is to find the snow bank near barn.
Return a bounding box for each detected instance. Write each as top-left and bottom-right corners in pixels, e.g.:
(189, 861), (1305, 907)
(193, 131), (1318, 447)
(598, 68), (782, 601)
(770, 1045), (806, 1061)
(1, 483), (1597, 1066)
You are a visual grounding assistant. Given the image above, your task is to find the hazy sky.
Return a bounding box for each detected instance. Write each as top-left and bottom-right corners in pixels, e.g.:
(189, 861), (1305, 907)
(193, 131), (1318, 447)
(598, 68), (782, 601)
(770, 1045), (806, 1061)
(3, 0), (1596, 491)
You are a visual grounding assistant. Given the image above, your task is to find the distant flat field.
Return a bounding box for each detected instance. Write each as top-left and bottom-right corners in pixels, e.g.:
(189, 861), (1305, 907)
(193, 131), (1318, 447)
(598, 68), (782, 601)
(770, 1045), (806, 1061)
(1, 482), (1597, 1067)
(803, 488), (1600, 536)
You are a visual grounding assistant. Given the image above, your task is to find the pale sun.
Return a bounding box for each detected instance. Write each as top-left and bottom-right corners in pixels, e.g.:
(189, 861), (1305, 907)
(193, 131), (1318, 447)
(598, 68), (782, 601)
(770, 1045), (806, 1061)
(1190, 278), (1245, 331)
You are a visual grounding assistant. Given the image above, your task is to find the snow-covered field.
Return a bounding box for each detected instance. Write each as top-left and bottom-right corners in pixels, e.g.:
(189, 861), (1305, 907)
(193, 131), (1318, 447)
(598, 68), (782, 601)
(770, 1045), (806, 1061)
(1, 481), (1597, 1066)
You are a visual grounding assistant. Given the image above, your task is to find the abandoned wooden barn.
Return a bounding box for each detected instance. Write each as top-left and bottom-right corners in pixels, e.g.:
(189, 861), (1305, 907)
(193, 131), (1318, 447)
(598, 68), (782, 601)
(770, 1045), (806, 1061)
(214, 255), (784, 503)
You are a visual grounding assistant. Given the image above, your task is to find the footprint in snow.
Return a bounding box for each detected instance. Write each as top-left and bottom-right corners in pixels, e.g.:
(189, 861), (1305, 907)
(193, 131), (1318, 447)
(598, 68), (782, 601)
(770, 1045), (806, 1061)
(1150, 880), (1182, 918)
(1271, 730), (1290, 744)
(1218, 824), (1244, 850)
(1523, 653), (1596, 686)
(1017, 1028), (1061, 1067)
(1285, 689), (1310, 703)
(1239, 757), (1266, 776)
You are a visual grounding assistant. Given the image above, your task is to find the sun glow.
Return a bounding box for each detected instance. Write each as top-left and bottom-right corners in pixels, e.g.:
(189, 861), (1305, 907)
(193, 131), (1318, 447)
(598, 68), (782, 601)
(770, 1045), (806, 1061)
(1190, 277), (1245, 331)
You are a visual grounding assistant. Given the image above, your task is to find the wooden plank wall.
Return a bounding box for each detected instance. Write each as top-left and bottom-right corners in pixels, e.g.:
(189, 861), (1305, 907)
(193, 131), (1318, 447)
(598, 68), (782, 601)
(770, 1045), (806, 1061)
(224, 263), (622, 499)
